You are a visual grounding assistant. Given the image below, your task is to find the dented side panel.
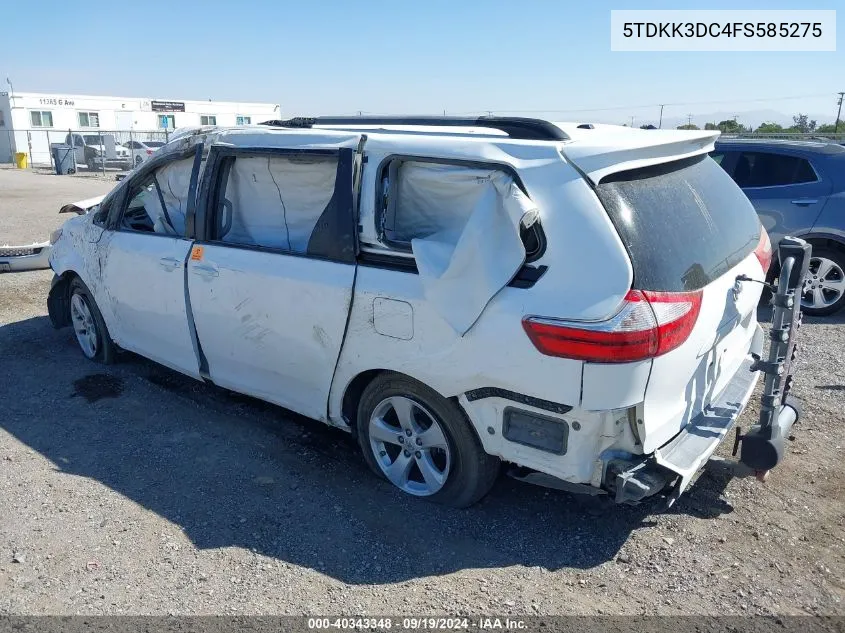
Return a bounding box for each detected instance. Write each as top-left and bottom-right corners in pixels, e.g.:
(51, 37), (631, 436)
(186, 244), (355, 423)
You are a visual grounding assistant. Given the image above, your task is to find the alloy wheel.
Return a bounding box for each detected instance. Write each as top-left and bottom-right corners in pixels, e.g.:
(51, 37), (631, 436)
(70, 293), (98, 359)
(801, 256), (845, 310)
(368, 396), (452, 496)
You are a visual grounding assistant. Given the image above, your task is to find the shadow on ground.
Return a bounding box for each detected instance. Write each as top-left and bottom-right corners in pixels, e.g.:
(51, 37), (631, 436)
(0, 316), (738, 584)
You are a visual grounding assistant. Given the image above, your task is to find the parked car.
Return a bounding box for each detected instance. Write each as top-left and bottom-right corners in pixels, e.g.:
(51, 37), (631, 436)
(45, 118), (801, 508)
(124, 140), (166, 168)
(712, 139), (845, 315)
(66, 133), (132, 171)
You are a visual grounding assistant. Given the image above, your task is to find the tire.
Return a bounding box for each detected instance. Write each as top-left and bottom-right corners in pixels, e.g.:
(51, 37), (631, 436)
(68, 277), (116, 364)
(800, 247), (845, 316)
(356, 372), (500, 508)
(86, 157), (95, 171)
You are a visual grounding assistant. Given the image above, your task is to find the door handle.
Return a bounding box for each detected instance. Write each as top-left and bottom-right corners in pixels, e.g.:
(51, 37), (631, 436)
(192, 264), (219, 278)
(791, 199), (818, 206)
(158, 256), (182, 271)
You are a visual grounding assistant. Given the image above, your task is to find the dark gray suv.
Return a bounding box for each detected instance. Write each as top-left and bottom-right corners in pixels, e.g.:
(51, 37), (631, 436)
(713, 139), (845, 315)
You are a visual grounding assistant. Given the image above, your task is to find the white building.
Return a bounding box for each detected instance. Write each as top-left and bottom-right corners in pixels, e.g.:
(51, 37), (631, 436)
(0, 91), (280, 164)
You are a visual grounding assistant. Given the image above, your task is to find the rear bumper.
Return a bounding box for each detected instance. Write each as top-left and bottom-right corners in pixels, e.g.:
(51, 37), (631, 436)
(0, 243), (52, 273)
(607, 353), (758, 504)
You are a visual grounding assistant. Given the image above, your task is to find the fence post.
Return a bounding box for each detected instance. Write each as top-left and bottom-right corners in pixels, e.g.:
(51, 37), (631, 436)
(46, 130), (51, 172)
(101, 129), (106, 177)
(26, 131), (33, 170)
(129, 129), (134, 170)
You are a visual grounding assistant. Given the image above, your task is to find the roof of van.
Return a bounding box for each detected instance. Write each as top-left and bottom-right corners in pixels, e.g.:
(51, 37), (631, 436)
(164, 118), (721, 185)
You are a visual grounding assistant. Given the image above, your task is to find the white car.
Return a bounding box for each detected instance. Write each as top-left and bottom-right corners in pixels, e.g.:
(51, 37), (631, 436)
(123, 140), (166, 168)
(45, 118), (804, 508)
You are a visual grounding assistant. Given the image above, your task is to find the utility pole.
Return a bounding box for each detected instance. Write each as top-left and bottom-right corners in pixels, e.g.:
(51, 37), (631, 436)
(658, 104), (665, 129)
(835, 92), (844, 134)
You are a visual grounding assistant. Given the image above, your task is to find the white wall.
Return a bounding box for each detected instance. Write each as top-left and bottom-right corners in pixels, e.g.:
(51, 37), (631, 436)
(1, 92), (280, 164)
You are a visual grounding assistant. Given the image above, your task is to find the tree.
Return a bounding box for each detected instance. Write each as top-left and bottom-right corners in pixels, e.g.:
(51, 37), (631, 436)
(676, 123), (700, 130)
(754, 122), (784, 133)
(791, 113), (817, 134)
(815, 123), (839, 134)
(717, 119), (744, 133)
(704, 123), (719, 130)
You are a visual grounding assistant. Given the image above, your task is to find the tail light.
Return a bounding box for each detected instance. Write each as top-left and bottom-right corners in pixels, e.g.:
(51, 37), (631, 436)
(754, 227), (772, 273)
(522, 289), (702, 363)
(146, 149), (153, 155)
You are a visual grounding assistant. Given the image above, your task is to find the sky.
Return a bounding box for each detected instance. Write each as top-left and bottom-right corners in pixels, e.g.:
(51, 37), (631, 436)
(2, 0), (842, 128)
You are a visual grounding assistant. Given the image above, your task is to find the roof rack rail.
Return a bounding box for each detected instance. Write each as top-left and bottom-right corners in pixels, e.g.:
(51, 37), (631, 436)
(257, 116), (569, 141)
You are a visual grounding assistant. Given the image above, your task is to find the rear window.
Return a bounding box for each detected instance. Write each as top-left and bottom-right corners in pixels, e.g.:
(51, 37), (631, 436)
(595, 154), (760, 291)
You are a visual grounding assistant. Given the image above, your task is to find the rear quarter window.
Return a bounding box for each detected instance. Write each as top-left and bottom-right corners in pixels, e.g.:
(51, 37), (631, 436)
(596, 154), (761, 292)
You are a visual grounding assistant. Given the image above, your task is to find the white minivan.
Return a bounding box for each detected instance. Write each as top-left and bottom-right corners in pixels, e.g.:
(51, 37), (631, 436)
(46, 117), (800, 508)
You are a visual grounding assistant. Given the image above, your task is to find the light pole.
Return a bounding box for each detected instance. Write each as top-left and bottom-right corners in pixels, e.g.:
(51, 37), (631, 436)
(658, 104), (665, 129)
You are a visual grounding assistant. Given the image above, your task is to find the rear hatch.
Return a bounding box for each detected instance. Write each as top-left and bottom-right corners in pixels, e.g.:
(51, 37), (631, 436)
(591, 153), (766, 452)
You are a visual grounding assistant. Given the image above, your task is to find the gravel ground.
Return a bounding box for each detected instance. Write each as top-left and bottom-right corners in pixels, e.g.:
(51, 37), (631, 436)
(0, 166), (843, 616)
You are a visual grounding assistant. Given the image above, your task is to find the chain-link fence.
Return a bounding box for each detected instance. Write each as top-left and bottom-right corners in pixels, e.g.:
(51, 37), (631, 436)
(5, 128), (172, 174)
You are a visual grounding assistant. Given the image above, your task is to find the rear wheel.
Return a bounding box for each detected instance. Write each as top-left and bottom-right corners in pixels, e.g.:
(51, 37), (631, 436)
(356, 373), (499, 508)
(800, 247), (845, 316)
(69, 278), (115, 364)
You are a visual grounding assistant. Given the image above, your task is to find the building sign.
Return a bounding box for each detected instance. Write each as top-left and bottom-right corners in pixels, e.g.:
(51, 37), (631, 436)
(38, 96), (76, 107)
(151, 100), (185, 112)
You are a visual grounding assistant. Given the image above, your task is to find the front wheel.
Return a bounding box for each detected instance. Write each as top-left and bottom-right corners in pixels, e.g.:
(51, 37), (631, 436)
(69, 278), (116, 363)
(800, 247), (845, 316)
(356, 373), (500, 508)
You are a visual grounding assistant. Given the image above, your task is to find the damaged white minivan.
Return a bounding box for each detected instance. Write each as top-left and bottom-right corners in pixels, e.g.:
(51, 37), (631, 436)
(47, 117), (804, 508)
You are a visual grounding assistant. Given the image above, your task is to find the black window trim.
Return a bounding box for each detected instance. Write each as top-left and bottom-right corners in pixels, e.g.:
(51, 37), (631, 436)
(368, 153), (547, 266)
(195, 144), (358, 264)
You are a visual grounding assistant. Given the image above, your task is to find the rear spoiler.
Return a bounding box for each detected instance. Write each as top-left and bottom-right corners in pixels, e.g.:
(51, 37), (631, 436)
(557, 125), (720, 185)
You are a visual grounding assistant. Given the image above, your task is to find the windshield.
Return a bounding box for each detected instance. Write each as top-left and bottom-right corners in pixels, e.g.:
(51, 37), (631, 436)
(144, 141), (165, 147)
(595, 155), (761, 292)
(84, 135), (105, 145)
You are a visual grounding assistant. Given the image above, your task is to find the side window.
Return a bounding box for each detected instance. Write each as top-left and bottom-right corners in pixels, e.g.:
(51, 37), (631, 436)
(118, 158), (195, 235)
(213, 152), (338, 253)
(734, 152), (818, 188)
(377, 159), (545, 261)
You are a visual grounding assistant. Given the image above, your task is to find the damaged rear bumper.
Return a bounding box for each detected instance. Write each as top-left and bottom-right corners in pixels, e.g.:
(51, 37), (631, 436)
(608, 354), (760, 505)
(0, 242), (52, 273)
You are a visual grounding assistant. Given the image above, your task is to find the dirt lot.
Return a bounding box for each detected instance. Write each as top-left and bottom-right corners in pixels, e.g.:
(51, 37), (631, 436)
(0, 165), (843, 616)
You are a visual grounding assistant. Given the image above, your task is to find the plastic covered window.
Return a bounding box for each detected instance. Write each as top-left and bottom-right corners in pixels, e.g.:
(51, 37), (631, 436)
(216, 154), (338, 253)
